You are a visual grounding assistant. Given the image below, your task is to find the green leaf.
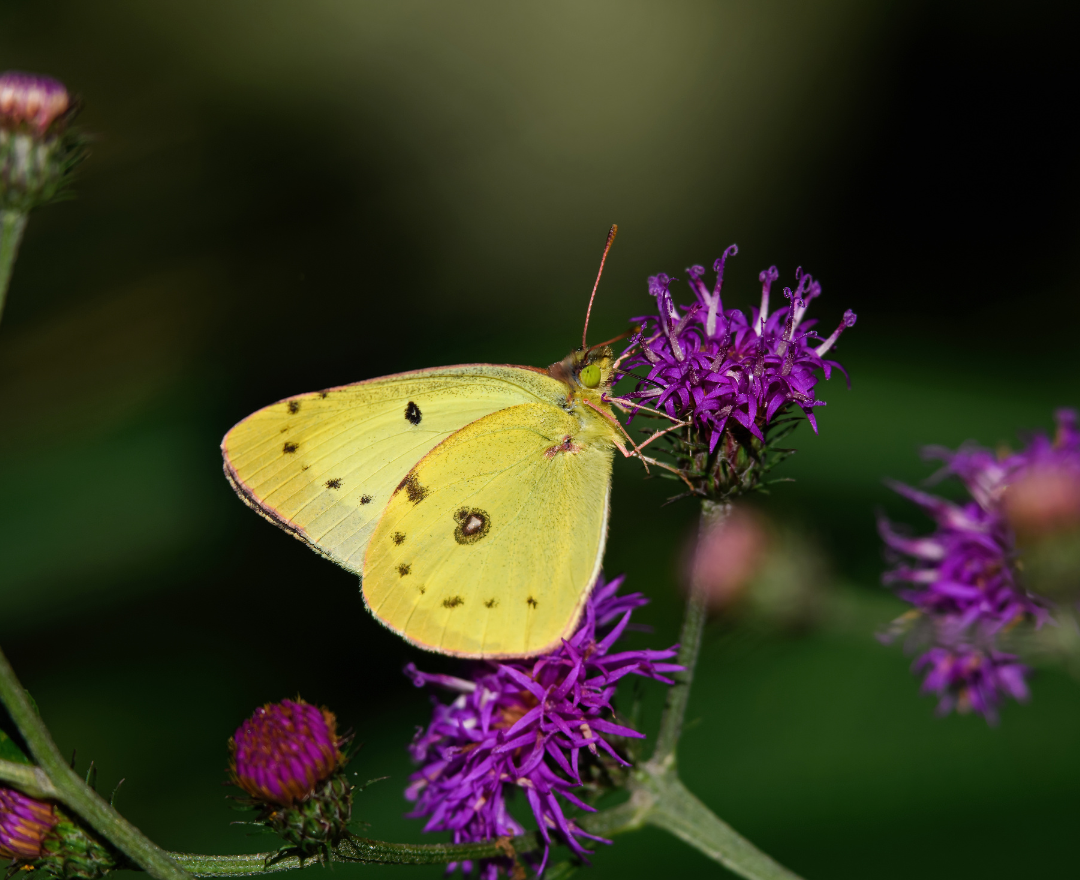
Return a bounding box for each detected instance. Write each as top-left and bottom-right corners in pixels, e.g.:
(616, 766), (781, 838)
(0, 728), (33, 765)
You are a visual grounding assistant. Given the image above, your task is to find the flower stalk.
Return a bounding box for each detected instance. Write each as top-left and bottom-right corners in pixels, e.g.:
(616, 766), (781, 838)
(0, 647), (191, 880)
(649, 501), (730, 770)
(629, 500), (805, 880)
(0, 209), (27, 324)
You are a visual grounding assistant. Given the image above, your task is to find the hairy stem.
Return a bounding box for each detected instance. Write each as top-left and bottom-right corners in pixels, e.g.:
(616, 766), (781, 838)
(649, 500), (730, 770)
(0, 757), (60, 800)
(0, 209), (28, 326)
(160, 804), (647, 876)
(0, 647), (191, 880)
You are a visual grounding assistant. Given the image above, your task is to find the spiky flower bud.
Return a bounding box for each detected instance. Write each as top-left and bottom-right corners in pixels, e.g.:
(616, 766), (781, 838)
(0, 71), (84, 213)
(1, 786), (119, 880)
(229, 699), (353, 860)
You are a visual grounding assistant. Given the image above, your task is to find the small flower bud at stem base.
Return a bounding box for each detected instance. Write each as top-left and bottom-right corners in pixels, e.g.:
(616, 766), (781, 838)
(229, 698), (354, 860)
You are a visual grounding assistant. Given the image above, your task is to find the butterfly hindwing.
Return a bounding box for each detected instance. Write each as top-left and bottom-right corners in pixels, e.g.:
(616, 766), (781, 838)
(221, 365), (566, 573)
(363, 402), (614, 658)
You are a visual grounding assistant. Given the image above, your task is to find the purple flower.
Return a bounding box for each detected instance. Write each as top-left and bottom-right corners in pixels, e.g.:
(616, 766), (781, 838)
(0, 72), (70, 133)
(405, 574), (679, 877)
(0, 786), (58, 861)
(914, 645), (1030, 725)
(230, 699), (344, 807)
(880, 409), (1080, 721)
(620, 247), (855, 452)
(879, 480), (1046, 635)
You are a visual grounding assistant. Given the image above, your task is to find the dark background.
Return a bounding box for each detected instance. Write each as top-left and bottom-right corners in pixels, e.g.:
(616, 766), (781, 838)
(2, 2), (1079, 878)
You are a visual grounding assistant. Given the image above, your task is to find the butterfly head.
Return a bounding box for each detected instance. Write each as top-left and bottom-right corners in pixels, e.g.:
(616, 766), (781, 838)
(550, 345), (615, 402)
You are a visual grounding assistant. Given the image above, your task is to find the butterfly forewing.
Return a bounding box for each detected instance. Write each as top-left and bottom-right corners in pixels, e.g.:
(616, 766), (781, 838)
(222, 365), (565, 573)
(363, 402), (614, 658)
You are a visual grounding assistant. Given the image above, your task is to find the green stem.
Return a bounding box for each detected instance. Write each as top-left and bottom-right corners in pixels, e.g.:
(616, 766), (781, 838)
(643, 775), (803, 880)
(167, 853), (302, 878)
(636, 501), (805, 880)
(159, 804), (647, 876)
(0, 757), (60, 800)
(649, 500), (730, 771)
(0, 209), (28, 326)
(0, 647), (191, 880)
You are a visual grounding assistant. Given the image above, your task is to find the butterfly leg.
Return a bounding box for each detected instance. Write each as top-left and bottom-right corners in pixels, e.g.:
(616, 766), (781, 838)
(583, 398), (651, 472)
(605, 396), (685, 426)
(612, 438), (651, 475)
(633, 418), (692, 453)
(629, 448), (699, 493)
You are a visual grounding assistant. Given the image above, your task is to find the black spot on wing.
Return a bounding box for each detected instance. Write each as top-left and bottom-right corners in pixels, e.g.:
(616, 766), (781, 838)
(282, 442), (299, 454)
(484, 598), (498, 609)
(325, 478), (342, 489)
(443, 596), (464, 608)
(319, 391), (329, 399)
(405, 401), (422, 425)
(453, 508), (491, 545)
(397, 563), (411, 577)
(392, 532), (406, 545)
(398, 474), (428, 504)
(360, 495), (372, 504)
(287, 400), (301, 414)
(526, 596), (538, 608)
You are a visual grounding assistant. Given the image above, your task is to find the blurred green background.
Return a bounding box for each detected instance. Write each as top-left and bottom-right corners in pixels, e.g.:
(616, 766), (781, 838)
(2, 1), (1079, 877)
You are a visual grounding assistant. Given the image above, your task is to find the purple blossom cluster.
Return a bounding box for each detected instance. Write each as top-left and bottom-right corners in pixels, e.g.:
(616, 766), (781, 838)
(620, 246), (856, 451)
(405, 574), (679, 877)
(880, 409), (1080, 723)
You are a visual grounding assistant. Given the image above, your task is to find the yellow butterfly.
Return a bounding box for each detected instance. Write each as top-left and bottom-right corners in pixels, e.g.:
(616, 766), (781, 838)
(221, 227), (640, 658)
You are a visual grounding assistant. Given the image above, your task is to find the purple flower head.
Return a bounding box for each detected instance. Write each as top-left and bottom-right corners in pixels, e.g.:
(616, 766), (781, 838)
(405, 574), (680, 877)
(880, 409), (1080, 721)
(879, 480), (1047, 635)
(914, 644), (1030, 725)
(622, 247), (855, 452)
(0, 786), (59, 861)
(230, 699), (344, 807)
(0, 72), (70, 133)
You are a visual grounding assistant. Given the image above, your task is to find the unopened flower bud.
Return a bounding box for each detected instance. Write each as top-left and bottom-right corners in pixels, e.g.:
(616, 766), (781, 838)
(229, 699), (353, 858)
(0, 73), (70, 134)
(1004, 465), (1080, 539)
(1, 71), (84, 213)
(689, 507), (768, 611)
(1, 786), (119, 879)
(0, 785), (58, 861)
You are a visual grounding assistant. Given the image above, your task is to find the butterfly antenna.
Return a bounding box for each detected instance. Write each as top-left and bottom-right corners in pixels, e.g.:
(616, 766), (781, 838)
(588, 325), (639, 353)
(582, 224), (618, 350)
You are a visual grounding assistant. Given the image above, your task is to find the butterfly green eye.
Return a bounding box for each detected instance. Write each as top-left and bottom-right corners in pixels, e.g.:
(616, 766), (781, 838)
(579, 363), (602, 388)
